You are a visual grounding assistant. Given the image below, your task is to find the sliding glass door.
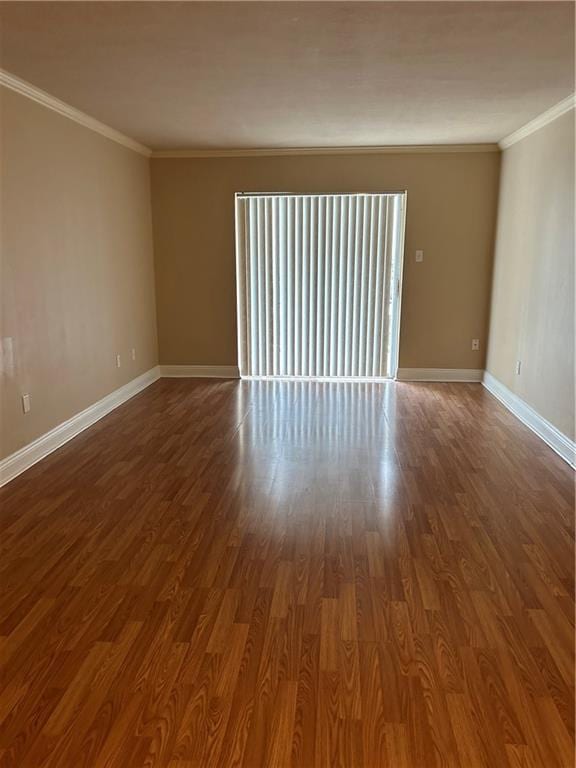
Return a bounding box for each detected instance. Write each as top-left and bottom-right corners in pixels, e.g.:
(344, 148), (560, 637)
(235, 192), (406, 379)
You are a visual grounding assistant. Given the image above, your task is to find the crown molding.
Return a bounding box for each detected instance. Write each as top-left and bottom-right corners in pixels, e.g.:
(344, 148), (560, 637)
(151, 143), (499, 159)
(499, 94), (575, 150)
(0, 69), (152, 157)
(3, 65), (571, 158)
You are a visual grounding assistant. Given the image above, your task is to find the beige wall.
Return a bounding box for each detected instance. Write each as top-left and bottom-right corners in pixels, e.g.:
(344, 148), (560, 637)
(486, 110), (575, 440)
(3, 78), (571, 459)
(0, 87), (158, 459)
(151, 151), (500, 370)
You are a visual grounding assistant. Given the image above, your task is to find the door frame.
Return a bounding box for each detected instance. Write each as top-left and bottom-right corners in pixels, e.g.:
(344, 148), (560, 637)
(234, 190), (408, 381)
(389, 191), (407, 380)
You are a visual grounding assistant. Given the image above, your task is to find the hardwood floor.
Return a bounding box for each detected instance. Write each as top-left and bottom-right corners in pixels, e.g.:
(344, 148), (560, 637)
(0, 378), (574, 767)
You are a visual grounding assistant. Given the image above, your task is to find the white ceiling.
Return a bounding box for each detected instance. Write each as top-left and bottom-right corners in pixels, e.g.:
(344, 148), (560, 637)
(0, 2), (574, 150)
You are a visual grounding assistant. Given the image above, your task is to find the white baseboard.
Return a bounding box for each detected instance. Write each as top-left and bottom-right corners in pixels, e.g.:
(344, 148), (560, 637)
(483, 371), (575, 468)
(396, 368), (483, 382)
(160, 365), (239, 378)
(4, 364), (572, 487)
(0, 366), (160, 487)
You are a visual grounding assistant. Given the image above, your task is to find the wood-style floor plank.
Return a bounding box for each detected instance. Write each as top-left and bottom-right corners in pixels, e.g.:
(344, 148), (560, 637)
(0, 378), (574, 767)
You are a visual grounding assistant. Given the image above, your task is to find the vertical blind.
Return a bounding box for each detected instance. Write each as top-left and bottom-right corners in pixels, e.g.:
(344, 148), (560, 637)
(235, 193), (404, 379)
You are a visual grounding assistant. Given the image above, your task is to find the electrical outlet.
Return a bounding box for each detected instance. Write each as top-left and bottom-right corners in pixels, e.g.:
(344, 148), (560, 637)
(471, 339), (480, 351)
(131, 348), (136, 361)
(516, 360), (522, 375)
(116, 354), (121, 368)
(22, 393), (31, 414)
(415, 249), (424, 262)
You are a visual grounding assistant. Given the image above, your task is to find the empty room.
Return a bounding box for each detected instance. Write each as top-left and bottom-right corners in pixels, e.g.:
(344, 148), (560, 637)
(0, 2), (574, 766)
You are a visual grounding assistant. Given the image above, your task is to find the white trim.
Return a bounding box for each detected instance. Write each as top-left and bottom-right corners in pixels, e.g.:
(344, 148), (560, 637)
(3, 366), (571, 487)
(0, 69), (151, 157)
(160, 365), (240, 378)
(482, 372), (575, 468)
(152, 144), (499, 159)
(390, 193), (407, 379)
(396, 368), (483, 382)
(0, 367), (160, 487)
(499, 94), (575, 149)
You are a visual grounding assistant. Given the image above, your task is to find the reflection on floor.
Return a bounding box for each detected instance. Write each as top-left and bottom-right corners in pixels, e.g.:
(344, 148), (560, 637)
(0, 378), (574, 767)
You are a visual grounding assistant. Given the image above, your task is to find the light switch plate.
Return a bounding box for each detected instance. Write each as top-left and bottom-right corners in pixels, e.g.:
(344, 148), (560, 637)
(415, 250), (424, 262)
(22, 393), (31, 414)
